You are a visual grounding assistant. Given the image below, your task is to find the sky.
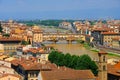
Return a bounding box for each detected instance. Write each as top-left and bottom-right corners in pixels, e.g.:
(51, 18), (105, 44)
(0, 0), (120, 20)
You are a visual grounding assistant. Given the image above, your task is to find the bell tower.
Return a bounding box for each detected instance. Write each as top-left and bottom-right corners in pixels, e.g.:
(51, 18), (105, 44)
(98, 50), (107, 80)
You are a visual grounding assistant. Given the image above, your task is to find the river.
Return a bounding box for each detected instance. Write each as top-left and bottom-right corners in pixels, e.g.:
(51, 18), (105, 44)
(45, 43), (120, 60)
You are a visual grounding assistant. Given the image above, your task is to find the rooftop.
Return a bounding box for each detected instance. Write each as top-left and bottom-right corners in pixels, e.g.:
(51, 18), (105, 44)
(11, 57), (57, 71)
(0, 37), (22, 41)
(101, 32), (120, 35)
(98, 50), (107, 55)
(41, 70), (96, 80)
(92, 27), (113, 32)
(108, 61), (120, 76)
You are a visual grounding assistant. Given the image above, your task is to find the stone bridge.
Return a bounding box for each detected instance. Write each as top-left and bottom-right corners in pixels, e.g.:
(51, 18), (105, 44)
(43, 33), (85, 43)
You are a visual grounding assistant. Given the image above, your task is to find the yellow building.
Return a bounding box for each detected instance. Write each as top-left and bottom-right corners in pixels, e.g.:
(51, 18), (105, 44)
(0, 44), (4, 53)
(14, 28), (24, 34)
(112, 38), (120, 49)
(101, 32), (120, 47)
(0, 37), (22, 53)
(32, 26), (43, 42)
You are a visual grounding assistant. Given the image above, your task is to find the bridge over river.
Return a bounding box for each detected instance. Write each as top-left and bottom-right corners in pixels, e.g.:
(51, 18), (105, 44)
(43, 33), (85, 43)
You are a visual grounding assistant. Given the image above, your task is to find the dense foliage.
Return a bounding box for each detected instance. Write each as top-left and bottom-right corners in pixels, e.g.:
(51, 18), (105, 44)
(48, 50), (98, 76)
(17, 20), (84, 27)
(21, 40), (30, 45)
(17, 20), (106, 27)
(3, 33), (10, 37)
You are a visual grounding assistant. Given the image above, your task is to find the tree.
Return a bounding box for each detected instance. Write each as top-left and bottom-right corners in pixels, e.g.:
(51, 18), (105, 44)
(69, 55), (79, 68)
(0, 22), (3, 33)
(21, 40), (29, 45)
(28, 39), (31, 44)
(63, 53), (72, 67)
(48, 51), (98, 76)
(76, 54), (98, 75)
(3, 33), (10, 37)
(56, 53), (64, 66)
(89, 61), (98, 76)
(48, 50), (59, 63)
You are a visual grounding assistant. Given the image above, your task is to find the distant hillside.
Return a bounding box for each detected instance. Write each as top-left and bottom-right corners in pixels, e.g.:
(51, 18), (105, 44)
(17, 20), (85, 27)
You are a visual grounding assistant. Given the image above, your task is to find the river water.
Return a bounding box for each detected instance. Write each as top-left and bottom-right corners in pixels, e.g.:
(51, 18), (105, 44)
(45, 43), (120, 60)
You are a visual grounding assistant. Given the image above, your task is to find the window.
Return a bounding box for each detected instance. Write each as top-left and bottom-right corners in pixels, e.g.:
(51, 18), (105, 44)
(103, 56), (106, 62)
(103, 65), (106, 70)
(38, 59), (40, 62)
(30, 73), (32, 77)
(3, 71), (5, 74)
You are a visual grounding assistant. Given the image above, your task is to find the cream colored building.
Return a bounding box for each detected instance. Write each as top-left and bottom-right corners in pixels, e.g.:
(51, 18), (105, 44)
(101, 32), (120, 47)
(0, 74), (21, 80)
(0, 60), (11, 67)
(0, 65), (15, 74)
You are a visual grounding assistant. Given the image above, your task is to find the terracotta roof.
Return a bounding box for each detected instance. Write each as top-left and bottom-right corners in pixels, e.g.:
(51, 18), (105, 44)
(11, 58), (57, 71)
(24, 48), (45, 54)
(0, 37), (22, 41)
(20, 61), (57, 71)
(41, 70), (96, 80)
(101, 32), (120, 35)
(114, 62), (120, 69)
(98, 50), (107, 54)
(92, 27), (112, 32)
(108, 62), (120, 76)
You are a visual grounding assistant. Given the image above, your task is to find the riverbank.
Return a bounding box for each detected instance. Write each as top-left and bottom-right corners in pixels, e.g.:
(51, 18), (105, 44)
(90, 47), (120, 58)
(45, 43), (120, 59)
(81, 42), (120, 58)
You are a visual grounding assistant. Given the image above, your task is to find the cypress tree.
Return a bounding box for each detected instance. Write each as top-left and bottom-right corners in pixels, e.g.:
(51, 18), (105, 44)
(0, 22), (3, 33)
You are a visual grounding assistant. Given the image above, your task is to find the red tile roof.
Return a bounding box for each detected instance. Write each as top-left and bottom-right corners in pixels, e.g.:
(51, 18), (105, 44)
(23, 48), (45, 54)
(0, 37), (22, 41)
(11, 58), (57, 71)
(101, 32), (120, 35)
(108, 62), (120, 76)
(98, 50), (107, 54)
(41, 70), (96, 80)
(92, 27), (113, 32)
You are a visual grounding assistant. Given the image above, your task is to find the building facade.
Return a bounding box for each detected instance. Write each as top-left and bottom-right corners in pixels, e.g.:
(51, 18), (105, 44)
(0, 37), (22, 53)
(101, 32), (120, 47)
(32, 26), (43, 43)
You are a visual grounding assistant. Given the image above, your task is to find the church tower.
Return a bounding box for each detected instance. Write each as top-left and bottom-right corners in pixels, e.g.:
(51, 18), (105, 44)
(98, 50), (107, 80)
